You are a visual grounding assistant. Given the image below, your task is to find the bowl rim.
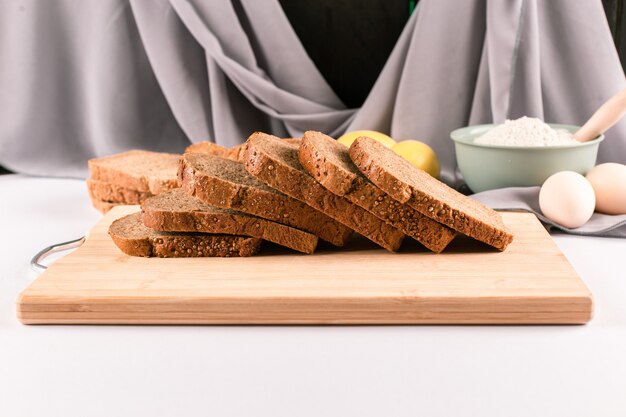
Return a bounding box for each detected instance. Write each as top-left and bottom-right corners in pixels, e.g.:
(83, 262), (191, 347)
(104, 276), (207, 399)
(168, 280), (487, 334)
(450, 123), (605, 150)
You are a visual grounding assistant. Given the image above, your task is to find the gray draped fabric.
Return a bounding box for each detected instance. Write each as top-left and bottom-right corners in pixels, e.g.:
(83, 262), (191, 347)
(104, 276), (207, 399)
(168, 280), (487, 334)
(0, 0), (190, 177)
(1, 0), (625, 234)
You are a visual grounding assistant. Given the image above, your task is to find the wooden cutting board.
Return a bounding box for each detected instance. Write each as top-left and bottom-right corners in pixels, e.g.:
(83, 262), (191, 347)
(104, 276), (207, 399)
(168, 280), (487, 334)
(18, 206), (593, 325)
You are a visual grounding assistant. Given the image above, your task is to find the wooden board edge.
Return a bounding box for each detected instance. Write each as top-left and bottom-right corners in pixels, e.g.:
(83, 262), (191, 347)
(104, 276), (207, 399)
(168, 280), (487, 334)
(17, 294), (594, 325)
(16, 315), (593, 325)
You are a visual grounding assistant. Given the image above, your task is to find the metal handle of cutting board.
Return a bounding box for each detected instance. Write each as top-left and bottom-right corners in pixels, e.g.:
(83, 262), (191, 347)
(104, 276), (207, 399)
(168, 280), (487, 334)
(30, 236), (86, 273)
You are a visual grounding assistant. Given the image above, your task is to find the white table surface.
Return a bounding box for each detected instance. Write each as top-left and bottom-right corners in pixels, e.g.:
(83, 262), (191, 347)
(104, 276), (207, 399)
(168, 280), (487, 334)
(1, 174), (625, 417)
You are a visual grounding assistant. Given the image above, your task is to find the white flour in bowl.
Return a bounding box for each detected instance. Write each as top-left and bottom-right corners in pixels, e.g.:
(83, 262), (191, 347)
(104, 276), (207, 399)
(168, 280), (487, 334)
(475, 116), (578, 147)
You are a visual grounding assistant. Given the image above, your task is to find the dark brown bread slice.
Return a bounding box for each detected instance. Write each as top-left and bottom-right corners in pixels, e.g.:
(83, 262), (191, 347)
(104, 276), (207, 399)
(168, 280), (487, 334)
(282, 138), (302, 145)
(88, 150), (180, 194)
(179, 153), (352, 247)
(142, 189), (318, 254)
(185, 142), (240, 160)
(349, 136), (514, 251)
(186, 141), (230, 156)
(87, 179), (154, 205)
(299, 131), (456, 253)
(186, 139), (301, 162)
(243, 132), (405, 252)
(109, 212), (261, 257)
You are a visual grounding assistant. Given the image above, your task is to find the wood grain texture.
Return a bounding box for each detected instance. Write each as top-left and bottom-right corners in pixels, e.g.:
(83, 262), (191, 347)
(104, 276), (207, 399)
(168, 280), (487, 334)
(17, 206), (593, 324)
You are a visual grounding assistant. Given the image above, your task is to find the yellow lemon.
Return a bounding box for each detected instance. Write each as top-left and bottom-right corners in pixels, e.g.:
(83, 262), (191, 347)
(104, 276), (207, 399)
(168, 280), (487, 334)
(337, 130), (396, 148)
(392, 140), (440, 178)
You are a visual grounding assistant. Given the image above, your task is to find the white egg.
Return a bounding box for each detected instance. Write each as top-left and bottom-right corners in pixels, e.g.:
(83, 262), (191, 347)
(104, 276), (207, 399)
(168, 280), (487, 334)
(586, 163), (626, 215)
(539, 171), (595, 228)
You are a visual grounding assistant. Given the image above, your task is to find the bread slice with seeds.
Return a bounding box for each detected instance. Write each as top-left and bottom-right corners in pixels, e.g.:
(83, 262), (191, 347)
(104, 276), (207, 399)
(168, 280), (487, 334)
(186, 141), (229, 155)
(88, 150), (180, 194)
(142, 189), (318, 254)
(87, 179), (154, 205)
(299, 131), (456, 253)
(109, 212), (261, 257)
(186, 139), (302, 162)
(185, 142), (241, 160)
(243, 132), (405, 252)
(349, 136), (514, 251)
(179, 153), (352, 247)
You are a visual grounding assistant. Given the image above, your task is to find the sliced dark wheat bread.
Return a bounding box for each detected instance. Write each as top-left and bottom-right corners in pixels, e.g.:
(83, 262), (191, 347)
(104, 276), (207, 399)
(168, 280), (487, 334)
(185, 142), (242, 161)
(109, 212), (261, 257)
(87, 179), (154, 205)
(178, 153), (352, 247)
(243, 132), (405, 252)
(349, 136), (514, 251)
(88, 150), (180, 194)
(299, 131), (456, 253)
(142, 189), (318, 254)
(185, 141), (230, 155)
(186, 139), (301, 162)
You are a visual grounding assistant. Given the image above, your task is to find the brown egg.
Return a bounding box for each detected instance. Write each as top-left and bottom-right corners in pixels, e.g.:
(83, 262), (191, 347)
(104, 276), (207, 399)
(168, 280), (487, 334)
(586, 163), (626, 215)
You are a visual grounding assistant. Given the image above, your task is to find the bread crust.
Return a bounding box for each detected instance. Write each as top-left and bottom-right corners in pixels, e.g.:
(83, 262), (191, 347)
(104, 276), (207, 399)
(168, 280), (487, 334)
(349, 137), (514, 251)
(243, 132), (405, 252)
(299, 131), (456, 253)
(142, 190), (318, 254)
(178, 153), (352, 247)
(109, 212), (261, 257)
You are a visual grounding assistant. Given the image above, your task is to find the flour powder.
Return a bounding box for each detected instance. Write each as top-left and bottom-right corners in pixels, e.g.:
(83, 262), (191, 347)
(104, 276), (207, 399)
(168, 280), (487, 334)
(475, 116), (577, 147)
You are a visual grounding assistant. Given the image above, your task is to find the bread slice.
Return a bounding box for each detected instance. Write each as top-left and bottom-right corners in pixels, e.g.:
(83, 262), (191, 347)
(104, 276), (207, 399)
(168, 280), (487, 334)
(243, 132), (405, 252)
(186, 139), (302, 162)
(282, 138), (303, 146)
(87, 179), (153, 205)
(299, 131), (456, 253)
(185, 142), (242, 161)
(349, 136), (514, 251)
(88, 192), (120, 214)
(110, 212), (261, 257)
(142, 189), (318, 254)
(88, 150), (180, 194)
(186, 141), (230, 156)
(179, 153), (352, 247)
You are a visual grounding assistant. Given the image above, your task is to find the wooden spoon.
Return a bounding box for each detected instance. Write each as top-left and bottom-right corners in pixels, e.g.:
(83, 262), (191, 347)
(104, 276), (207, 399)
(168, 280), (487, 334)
(574, 87), (626, 142)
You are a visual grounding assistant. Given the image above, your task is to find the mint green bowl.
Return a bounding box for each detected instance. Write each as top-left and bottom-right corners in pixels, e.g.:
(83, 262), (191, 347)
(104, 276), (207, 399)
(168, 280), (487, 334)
(450, 124), (604, 193)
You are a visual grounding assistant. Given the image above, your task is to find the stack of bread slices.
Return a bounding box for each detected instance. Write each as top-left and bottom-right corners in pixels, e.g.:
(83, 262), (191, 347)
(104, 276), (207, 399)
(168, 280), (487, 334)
(87, 150), (180, 213)
(98, 132), (514, 258)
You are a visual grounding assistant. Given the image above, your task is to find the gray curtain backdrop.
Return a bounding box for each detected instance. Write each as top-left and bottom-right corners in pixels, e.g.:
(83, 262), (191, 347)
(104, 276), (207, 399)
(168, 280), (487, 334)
(1, 0), (625, 185)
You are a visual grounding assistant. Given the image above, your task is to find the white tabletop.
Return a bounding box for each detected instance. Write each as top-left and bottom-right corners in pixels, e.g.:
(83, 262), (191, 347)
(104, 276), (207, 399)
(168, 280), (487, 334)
(1, 174), (625, 417)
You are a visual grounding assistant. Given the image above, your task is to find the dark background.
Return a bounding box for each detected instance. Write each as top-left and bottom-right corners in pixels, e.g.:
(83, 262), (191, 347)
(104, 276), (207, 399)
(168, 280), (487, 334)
(1, 1), (625, 175)
(280, 0), (626, 108)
